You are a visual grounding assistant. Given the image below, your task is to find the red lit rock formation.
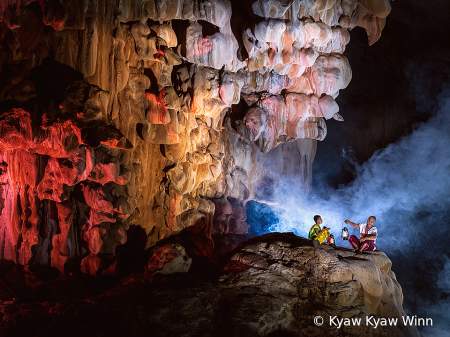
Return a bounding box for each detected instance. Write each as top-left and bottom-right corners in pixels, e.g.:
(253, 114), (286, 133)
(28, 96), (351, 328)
(144, 243), (192, 282)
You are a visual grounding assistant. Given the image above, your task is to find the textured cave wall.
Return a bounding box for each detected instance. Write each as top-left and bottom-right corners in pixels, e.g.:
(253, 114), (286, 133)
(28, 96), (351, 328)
(0, 0), (391, 276)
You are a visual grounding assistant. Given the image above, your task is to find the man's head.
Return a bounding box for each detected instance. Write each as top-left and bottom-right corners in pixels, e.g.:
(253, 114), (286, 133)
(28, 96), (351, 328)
(367, 216), (376, 225)
(314, 215), (322, 224)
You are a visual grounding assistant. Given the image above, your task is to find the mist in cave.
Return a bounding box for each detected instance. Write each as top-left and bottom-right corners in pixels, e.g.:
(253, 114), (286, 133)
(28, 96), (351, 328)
(249, 104), (450, 335)
(248, 83), (450, 336)
(247, 2), (450, 333)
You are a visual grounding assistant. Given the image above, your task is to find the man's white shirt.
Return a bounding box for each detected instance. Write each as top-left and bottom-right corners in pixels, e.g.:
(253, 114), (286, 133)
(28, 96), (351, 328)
(359, 223), (377, 243)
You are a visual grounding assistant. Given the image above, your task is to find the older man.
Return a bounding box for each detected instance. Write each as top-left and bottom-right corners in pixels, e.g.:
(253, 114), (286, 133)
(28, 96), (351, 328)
(344, 216), (378, 252)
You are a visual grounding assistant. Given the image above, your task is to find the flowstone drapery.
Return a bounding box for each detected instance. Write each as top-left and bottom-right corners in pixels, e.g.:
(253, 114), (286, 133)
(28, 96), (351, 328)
(0, 0), (391, 275)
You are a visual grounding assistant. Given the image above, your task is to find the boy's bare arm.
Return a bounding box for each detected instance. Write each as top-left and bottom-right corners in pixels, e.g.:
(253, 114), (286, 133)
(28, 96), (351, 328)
(315, 227), (330, 236)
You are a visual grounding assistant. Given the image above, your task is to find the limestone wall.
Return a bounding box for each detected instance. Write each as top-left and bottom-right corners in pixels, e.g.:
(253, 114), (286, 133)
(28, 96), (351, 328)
(0, 0), (390, 275)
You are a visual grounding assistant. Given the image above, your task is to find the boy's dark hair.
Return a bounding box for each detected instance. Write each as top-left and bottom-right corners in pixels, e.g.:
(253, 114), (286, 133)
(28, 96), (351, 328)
(314, 215), (321, 223)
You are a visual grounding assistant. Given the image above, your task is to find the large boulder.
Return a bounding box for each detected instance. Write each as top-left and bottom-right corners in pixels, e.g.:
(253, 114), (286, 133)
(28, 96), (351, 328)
(0, 233), (419, 337)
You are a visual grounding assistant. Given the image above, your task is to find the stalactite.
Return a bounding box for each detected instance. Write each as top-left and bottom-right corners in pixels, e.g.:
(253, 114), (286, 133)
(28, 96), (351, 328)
(0, 0), (390, 274)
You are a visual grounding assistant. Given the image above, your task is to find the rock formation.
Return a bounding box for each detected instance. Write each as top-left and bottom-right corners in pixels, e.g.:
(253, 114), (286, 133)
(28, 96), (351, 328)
(0, 0), (392, 277)
(0, 233), (420, 337)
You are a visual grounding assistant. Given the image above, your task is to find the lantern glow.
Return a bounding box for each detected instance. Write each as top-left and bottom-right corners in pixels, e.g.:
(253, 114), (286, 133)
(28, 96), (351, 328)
(342, 227), (349, 240)
(329, 233), (336, 247)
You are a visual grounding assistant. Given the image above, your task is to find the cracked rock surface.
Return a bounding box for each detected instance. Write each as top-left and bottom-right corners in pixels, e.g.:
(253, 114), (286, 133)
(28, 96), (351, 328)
(0, 233), (418, 337)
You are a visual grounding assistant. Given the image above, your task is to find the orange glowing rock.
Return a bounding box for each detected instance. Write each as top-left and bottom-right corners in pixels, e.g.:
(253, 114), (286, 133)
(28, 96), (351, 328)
(190, 94), (204, 116)
(167, 118), (180, 143)
(99, 138), (132, 149)
(189, 66), (226, 118)
(88, 225), (106, 255)
(154, 49), (166, 62)
(89, 208), (116, 227)
(6, 150), (41, 267)
(167, 188), (182, 231)
(50, 203), (74, 274)
(0, 108), (33, 151)
(146, 92), (169, 124)
(82, 185), (114, 213)
(81, 253), (102, 276)
(19, 225), (40, 266)
(43, 12), (65, 31)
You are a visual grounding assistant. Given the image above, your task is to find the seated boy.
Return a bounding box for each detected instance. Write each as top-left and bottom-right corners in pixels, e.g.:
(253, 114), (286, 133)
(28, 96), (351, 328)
(308, 215), (330, 244)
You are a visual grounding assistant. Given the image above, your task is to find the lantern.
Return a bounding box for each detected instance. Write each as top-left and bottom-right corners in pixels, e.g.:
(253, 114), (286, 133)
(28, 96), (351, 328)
(329, 233), (336, 247)
(342, 227), (349, 240)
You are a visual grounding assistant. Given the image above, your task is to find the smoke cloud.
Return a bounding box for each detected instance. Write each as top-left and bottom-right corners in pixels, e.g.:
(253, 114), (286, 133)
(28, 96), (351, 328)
(247, 59), (450, 335)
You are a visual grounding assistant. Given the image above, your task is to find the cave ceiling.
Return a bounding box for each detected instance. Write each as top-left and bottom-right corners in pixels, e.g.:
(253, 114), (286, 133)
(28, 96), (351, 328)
(0, 0), (394, 276)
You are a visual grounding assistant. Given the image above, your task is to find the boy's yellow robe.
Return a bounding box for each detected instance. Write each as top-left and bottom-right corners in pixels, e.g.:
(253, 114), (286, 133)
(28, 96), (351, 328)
(308, 224), (329, 243)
